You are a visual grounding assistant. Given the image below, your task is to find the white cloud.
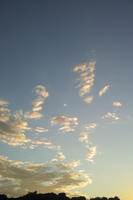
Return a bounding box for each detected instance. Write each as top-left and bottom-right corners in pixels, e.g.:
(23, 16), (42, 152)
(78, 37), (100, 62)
(86, 146), (97, 162)
(34, 85), (49, 98)
(0, 100), (9, 106)
(56, 152), (66, 161)
(79, 123), (97, 144)
(30, 85), (49, 114)
(32, 106), (43, 112)
(112, 101), (123, 107)
(102, 112), (119, 120)
(0, 156), (91, 197)
(51, 115), (78, 133)
(84, 123), (97, 130)
(73, 61), (96, 101)
(32, 99), (44, 107)
(57, 161), (80, 169)
(63, 104), (68, 107)
(0, 114), (31, 147)
(99, 85), (110, 96)
(0, 107), (10, 122)
(79, 132), (89, 144)
(24, 111), (43, 119)
(83, 96), (93, 103)
(35, 127), (48, 133)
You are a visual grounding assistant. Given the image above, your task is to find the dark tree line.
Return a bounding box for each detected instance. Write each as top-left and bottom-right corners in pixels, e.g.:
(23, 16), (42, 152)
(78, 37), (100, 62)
(0, 192), (120, 200)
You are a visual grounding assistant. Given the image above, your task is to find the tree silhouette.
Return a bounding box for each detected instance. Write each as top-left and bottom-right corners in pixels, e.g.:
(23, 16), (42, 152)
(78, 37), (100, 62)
(0, 192), (121, 200)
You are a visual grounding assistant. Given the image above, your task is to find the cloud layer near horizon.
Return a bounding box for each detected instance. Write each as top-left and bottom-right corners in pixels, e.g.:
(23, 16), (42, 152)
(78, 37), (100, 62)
(0, 156), (91, 197)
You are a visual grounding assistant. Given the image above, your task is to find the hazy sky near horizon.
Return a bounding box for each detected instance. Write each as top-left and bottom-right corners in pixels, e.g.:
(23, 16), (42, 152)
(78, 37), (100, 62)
(0, 1), (133, 200)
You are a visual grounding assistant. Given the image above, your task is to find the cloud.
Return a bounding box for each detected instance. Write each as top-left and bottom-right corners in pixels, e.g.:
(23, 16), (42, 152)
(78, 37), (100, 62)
(31, 139), (61, 150)
(30, 85), (49, 114)
(112, 101), (123, 107)
(99, 85), (110, 96)
(0, 156), (91, 197)
(0, 107), (10, 122)
(24, 111), (43, 119)
(83, 96), (93, 103)
(51, 115), (78, 133)
(33, 85), (49, 98)
(32, 99), (44, 107)
(0, 112), (32, 147)
(0, 100), (9, 106)
(86, 146), (97, 162)
(73, 61), (96, 101)
(63, 104), (68, 107)
(0, 106), (59, 150)
(79, 123), (97, 144)
(35, 127), (48, 133)
(57, 161), (80, 169)
(102, 112), (119, 120)
(84, 123), (97, 130)
(56, 152), (66, 161)
(32, 106), (43, 112)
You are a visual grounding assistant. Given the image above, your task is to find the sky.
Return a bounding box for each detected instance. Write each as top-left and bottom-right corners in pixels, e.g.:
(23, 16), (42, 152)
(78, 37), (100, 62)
(0, 1), (133, 200)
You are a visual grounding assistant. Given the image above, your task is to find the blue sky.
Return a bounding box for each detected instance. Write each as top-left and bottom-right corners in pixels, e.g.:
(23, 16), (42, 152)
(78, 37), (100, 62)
(0, 1), (133, 200)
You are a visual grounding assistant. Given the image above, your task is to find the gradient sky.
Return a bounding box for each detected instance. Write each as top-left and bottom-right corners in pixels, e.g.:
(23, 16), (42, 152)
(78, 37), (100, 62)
(0, 1), (133, 200)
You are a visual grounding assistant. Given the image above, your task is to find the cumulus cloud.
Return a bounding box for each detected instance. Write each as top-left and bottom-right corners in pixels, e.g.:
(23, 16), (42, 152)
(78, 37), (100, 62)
(99, 85), (110, 96)
(0, 113), (31, 147)
(79, 123), (97, 144)
(0, 105), (59, 150)
(86, 146), (97, 162)
(0, 156), (91, 197)
(102, 112), (119, 120)
(112, 101), (123, 107)
(73, 61), (96, 102)
(51, 115), (78, 133)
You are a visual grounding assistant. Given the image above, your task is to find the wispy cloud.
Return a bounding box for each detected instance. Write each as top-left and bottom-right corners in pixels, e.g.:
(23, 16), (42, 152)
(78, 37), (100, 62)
(0, 99), (9, 106)
(112, 101), (123, 107)
(0, 107), (10, 122)
(83, 96), (93, 103)
(26, 85), (49, 119)
(102, 112), (119, 120)
(0, 156), (91, 197)
(32, 106), (43, 112)
(86, 146), (97, 162)
(56, 152), (66, 161)
(51, 115), (78, 133)
(34, 85), (49, 98)
(57, 160), (80, 169)
(35, 127), (48, 133)
(79, 123), (97, 144)
(99, 84), (110, 96)
(24, 111), (43, 119)
(73, 61), (96, 102)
